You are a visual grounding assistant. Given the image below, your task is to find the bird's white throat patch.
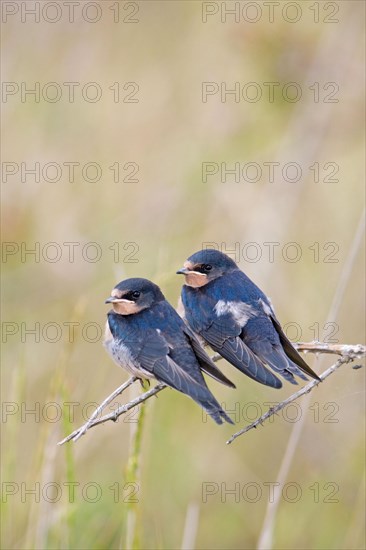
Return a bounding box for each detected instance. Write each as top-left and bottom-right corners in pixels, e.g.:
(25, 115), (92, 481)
(214, 300), (257, 326)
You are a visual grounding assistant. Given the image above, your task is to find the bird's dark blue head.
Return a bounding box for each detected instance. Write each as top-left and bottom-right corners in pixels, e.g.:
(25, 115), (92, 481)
(105, 277), (165, 315)
(177, 249), (238, 288)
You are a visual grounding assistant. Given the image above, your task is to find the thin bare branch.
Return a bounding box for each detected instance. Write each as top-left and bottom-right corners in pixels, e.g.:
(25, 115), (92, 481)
(58, 342), (365, 446)
(58, 376), (137, 445)
(58, 382), (166, 445)
(72, 376), (138, 442)
(212, 342), (366, 363)
(226, 353), (363, 445)
(295, 342), (365, 356)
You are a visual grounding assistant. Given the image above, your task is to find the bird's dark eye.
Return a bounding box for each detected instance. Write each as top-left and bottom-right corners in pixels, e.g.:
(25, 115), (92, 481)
(203, 264), (212, 272)
(132, 291), (140, 299)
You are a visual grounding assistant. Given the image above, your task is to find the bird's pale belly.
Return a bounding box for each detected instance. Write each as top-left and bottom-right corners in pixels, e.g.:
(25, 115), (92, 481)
(103, 321), (154, 379)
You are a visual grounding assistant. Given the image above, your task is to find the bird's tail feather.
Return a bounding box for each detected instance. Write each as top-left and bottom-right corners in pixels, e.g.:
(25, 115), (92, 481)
(271, 316), (321, 381)
(199, 399), (234, 425)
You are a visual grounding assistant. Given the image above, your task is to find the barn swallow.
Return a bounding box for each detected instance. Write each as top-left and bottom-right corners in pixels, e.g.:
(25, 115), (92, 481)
(177, 250), (320, 388)
(104, 277), (235, 424)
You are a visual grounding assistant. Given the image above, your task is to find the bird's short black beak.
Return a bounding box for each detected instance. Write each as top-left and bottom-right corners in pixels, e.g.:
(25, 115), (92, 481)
(105, 296), (132, 304)
(176, 267), (189, 275)
(105, 297), (117, 304)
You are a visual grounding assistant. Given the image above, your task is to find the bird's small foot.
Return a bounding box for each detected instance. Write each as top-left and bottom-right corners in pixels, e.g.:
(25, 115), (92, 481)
(139, 378), (150, 390)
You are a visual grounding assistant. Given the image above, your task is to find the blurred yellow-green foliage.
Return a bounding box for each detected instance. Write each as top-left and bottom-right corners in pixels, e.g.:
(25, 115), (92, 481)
(2, 1), (365, 549)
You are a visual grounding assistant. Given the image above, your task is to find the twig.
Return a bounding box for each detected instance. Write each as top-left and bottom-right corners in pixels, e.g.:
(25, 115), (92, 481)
(58, 342), (364, 446)
(295, 342), (365, 356)
(72, 376), (137, 442)
(58, 375), (137, 445)
(212, 343), (366, 363)
(57, 382), (166, 445)
(226, 351), (364, 445)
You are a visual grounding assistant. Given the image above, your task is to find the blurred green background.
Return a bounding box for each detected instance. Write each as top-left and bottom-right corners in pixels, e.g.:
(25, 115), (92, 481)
(2, 1), (365, 549)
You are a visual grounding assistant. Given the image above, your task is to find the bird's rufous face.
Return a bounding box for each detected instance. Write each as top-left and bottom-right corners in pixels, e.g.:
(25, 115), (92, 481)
(176, 261), (211, 288)
(105, 288), (143, 315)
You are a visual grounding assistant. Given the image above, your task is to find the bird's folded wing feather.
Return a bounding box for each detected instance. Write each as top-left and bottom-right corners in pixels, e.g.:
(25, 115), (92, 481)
(199, 314), (282, 389)
(114, 322), (215, 400)
(269, 314), (320, 380)
(182, 325), (236, 388)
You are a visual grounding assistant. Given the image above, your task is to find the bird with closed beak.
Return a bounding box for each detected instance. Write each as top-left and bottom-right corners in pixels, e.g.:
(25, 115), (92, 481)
(104, 277), (235, 425)
(177, 249), (320, 389)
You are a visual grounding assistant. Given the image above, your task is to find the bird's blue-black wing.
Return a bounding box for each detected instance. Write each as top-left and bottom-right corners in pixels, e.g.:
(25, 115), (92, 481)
(181, 323), (236, 388)
(108, 312), (227, 402)
(181, 290), (282, 389)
